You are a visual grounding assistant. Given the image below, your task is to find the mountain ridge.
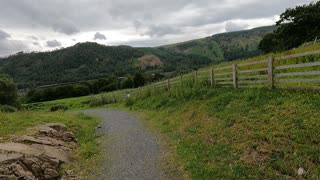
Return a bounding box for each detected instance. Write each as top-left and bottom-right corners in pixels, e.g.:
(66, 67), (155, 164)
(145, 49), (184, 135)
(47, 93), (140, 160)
(0, 25), (276, 88)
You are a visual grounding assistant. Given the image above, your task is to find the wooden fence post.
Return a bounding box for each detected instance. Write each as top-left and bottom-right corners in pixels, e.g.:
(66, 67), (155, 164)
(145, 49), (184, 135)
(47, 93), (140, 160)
(180, 75), (183, 89)
(268, 57), (274, 89)
(153, 83), (157, 94)
(232, 64), (238, 89)
(112, 92), (116, 103)
(167, 79), (170, 90)
(194, 71), (198, 83)
(314, 37), (318, 44)
(210, 68), (214, 87)
(138, 87), (141, 96)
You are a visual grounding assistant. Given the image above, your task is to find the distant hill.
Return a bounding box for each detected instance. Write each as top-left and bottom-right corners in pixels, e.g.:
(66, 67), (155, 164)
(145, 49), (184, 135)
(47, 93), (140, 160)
(161, 25), (276, 62)
(0, 25), (275, 88)
(0, 43), (214, 88)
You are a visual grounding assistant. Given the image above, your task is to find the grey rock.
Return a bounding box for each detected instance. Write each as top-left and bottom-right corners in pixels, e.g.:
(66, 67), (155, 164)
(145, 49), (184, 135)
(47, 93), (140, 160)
(0, 123), (77, 180)
(298, 167), (306, 175)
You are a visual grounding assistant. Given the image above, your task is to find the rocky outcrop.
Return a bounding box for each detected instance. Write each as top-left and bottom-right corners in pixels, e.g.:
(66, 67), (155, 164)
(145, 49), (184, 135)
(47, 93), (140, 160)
(0, 123), (77, 180)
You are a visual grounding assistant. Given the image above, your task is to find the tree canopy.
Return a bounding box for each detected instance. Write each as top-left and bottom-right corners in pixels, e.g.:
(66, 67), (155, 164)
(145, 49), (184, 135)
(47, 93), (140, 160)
(0, 74), (18, 106)
(259, 1), (320, 53)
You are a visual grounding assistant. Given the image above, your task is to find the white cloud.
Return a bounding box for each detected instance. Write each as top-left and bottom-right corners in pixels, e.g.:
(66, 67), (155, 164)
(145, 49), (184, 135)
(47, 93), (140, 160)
(0, 0), (314, 55)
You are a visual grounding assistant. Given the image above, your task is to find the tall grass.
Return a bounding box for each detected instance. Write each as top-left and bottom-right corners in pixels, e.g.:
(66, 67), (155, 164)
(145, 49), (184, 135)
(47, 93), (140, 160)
(124, 83), (320, 179)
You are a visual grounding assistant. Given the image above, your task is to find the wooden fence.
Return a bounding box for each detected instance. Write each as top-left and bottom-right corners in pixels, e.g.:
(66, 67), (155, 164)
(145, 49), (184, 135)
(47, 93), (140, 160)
(111, 49), (320, 100)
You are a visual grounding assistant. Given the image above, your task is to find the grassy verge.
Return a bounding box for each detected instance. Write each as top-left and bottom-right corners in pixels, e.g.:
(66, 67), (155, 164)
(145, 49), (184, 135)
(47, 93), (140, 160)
(0, 111), (101, 179)
(121, 86), (320, 179)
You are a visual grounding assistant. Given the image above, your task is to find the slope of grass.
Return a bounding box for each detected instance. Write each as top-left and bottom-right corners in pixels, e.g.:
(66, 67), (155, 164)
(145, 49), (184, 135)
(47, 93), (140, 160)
(0, 111), (101, 178)
(161, 25), (276, 63)
(122, 85), (320, 179)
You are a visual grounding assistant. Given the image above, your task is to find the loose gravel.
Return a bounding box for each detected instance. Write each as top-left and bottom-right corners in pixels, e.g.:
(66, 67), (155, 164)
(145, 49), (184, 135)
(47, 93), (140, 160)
(83, 109), (166, 180)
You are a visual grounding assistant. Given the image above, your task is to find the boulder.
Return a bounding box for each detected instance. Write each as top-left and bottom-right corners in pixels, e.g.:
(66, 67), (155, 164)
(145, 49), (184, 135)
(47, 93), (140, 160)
(0, 123), (78, 180)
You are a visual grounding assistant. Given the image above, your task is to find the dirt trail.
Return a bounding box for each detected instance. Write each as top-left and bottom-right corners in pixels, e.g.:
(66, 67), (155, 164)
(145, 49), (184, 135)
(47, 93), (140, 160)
(83, 109), (166, 180)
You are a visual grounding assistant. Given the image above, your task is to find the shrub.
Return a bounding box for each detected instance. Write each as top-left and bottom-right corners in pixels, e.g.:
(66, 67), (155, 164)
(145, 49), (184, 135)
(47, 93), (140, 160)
(88, 95), (113, 107)
(0, 74), (18, 106)
(0, 105), (17, 112)
(50, 105), (69, 112)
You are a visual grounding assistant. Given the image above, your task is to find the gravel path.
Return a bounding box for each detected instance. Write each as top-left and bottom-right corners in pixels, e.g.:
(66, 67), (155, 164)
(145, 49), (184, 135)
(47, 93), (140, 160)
(83, 109), (166, 180)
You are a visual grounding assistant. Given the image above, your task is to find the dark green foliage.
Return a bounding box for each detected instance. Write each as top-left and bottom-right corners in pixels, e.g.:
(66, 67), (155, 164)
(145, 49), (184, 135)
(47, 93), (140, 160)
(133, 72), (145, 87)
(0, 74), (18, 106)
(212, 26), (276, 60)
(0, 105), (17, 112)
(0, 26), (276, 88)
(120, 77), (134, 89)
(259, 1), (320, 53)
(49, 105), (69, 112)
(0, 42), (221, 88)
(162, 26), (275, 63)
(26, 77), (114, 103)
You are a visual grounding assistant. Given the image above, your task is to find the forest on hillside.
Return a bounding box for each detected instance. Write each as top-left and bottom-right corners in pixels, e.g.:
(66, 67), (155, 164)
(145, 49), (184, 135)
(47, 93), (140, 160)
(0, 26), (275, 89)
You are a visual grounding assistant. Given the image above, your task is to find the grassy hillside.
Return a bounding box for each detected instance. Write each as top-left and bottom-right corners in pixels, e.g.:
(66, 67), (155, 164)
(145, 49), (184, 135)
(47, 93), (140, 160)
(21, 41), (320, 179)
(23, 84), (320, 179)
(162, 26), (276, 63)
(125, 86), (320, 179)
(211, 26), (276, 60)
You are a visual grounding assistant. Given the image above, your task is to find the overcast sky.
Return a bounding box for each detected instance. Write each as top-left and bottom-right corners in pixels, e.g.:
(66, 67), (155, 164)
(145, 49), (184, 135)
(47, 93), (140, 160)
(0, 0), (314, 57)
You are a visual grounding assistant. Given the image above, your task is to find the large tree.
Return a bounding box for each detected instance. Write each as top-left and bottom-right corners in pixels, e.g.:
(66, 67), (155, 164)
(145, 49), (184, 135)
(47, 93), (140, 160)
(259, 1), (320, 53)
(0, 74), (18, 106)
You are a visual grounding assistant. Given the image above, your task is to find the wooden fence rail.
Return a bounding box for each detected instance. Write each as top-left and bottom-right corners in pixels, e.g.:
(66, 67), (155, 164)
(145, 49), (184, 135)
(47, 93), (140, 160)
(113, 49), (320, 101)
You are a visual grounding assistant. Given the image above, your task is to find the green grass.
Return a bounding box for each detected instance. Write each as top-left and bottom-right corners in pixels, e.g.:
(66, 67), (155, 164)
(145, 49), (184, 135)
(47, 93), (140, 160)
(19, 42), (320, 179)
(120, 85), (320, 179)
(0, 111), (101, 178)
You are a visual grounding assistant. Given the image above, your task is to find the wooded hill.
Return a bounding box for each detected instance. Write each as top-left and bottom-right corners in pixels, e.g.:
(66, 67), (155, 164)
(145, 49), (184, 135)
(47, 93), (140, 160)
(0, 26), (275, 88)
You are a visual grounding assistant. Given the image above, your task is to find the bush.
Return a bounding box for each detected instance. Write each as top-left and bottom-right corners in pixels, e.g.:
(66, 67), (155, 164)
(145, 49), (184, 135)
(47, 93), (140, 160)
(88, 95), (114, 107)
(0, 74), (18, 106)
(50, 105), (69, 112)
(125, 98), (135, 107)
(0, 105), (17, 112)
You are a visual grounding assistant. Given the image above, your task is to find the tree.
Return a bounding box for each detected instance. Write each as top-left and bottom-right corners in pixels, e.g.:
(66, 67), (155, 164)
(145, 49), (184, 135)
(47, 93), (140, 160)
(120, 76), (134, 89)
(259, 1), (320, 53)
(133, 72), (145, 88)
(0, 74), (18, 106)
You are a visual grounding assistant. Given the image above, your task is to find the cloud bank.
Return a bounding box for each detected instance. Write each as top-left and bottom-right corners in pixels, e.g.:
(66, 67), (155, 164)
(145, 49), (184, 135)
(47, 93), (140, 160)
(0, 0), (314, 56)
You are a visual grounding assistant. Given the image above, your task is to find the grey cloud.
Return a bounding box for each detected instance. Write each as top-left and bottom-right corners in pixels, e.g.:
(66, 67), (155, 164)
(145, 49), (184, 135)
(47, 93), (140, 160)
(0, 29), (29, 57)
(52, 18), (79, 35)
(0, 30), (10, 40)
(0, 0), (315, 53)
(0, 0), (313, 33)
(29, 35), (38, 40)
(225, 22), (249, 32)
(0, 41), (28, 57)
(46, 40), (61, 47)
(144, 25), (182, 37)
(94, 32), (106, 40)
(32, 42), (40, 46)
